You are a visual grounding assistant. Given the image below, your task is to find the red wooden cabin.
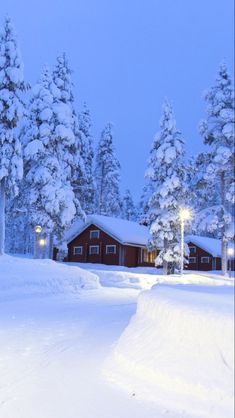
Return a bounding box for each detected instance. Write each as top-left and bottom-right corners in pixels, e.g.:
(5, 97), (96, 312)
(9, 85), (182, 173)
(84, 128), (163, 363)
(65, 215), (157, 268)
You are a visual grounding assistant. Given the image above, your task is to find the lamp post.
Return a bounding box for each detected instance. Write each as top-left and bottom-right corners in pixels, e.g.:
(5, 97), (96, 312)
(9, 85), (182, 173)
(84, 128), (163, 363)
(227, 247), (234, 278)
(34, 225), (42, 259)
(179, 208), (192, 275)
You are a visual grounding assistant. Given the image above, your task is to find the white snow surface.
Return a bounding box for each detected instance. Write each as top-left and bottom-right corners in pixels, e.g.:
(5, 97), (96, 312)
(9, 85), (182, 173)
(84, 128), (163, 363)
(0, 255), (99, 301)
(105, 282), (234, 418)
(66, 214), (149, 246)
(69, 261), (234, 289)
(0, 257), (234, 418)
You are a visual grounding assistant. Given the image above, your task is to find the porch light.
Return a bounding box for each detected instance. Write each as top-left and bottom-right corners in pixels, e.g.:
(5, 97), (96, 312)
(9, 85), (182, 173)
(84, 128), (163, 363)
(38, 238), (46, 247)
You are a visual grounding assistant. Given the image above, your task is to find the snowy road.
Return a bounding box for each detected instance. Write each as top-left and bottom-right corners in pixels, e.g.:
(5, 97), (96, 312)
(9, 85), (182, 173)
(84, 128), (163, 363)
(0, 286), (186, 418)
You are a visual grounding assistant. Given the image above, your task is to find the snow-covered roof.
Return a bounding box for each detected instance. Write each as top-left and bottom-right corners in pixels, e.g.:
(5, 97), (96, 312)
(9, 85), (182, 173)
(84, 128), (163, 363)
(65, 214), (150, 247)
(185, 235), (234, 258)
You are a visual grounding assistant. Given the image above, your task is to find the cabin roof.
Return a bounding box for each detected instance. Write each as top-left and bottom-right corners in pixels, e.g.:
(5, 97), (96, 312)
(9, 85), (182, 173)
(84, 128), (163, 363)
(66, 214), (150, 247)
(185, 235), (234, 257)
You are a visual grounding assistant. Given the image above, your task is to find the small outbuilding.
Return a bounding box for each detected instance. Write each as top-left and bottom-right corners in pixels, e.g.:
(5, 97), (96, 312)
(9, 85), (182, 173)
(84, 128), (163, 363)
(185, 235), (235, 271)
(65, 214), (157, 267)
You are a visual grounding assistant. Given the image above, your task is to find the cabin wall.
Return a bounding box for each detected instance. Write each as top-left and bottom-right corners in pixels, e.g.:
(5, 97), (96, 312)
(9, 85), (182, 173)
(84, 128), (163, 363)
(68, 224), (120, 265)
(187, 241), (235, 271)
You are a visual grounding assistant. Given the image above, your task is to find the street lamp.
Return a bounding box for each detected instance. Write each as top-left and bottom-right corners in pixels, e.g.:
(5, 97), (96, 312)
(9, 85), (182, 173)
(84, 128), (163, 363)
(34, 225), (42, 258)
(34, 225), (42, 234)
(179, 208), (192, 275)
(227, 247), (234, 278)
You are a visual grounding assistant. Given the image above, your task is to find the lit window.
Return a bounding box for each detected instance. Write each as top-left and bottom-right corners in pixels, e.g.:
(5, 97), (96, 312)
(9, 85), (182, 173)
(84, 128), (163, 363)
(189, 246), (196, 254)
(89, 245), (99, 255)
(201, 257), (210, 263)
(106, 245), (116, 254)
(90, 230), (100, 239)
(141, 249), (157, 263)
(189, 257), (196, 263)
(73, 246), (83, 255)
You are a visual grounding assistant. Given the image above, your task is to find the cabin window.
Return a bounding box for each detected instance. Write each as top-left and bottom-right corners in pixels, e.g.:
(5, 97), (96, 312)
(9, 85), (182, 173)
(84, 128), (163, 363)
(141, 249), (157, 263)
(106, 245), (116, 254)
(73, 246), (83, 255)
(90, 230), (100, 239)
(189, 257), (196, 263)
(189, 246), (196, 254)
(201, 256), (210, 263)
(89, 245), (99, 255)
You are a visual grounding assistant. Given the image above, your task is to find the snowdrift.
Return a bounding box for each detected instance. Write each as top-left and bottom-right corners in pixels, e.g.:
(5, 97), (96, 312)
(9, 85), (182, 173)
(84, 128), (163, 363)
(0, 255), (100, 301)
(105, 283), (234, 418)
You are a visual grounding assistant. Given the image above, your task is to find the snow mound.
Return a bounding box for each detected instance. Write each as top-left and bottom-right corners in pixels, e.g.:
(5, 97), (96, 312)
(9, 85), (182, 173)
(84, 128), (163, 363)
(90, 269), (158, 290)
(104, 284), (234, 418)
(0, 255), (100, 301)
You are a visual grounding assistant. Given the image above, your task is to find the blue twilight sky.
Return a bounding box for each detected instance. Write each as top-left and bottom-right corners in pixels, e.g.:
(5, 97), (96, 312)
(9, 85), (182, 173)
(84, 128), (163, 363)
(1, 0), (234, 201)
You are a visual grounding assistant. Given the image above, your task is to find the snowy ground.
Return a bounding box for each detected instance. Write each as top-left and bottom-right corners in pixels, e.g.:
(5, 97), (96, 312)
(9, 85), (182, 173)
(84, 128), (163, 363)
(0, 257), (234, 418)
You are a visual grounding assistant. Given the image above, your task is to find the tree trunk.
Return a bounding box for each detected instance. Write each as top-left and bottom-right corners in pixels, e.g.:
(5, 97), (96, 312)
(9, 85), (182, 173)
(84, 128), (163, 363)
(163, 238), (168, 275)
(221, 172), (228, 276)
(48, 233), (54, 259)
(0, 178), (6, 255)
(221, 238), (228, 276)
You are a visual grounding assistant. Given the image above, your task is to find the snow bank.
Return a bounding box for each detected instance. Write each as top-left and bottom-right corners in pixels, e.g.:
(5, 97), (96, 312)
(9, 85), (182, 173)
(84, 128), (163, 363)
(68, 263), (233, 290)
(105, 283), (234, 418)
(90, 269), (158, 290)
(0, 255), (100, 301)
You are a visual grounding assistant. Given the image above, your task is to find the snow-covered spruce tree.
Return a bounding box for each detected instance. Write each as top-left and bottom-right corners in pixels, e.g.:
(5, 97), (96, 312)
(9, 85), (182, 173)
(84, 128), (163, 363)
(5, 196), (33, 254)
(95, 123), (122, 216)
(52, 53), (85, 220)
(186, 153), (216, 224)
(121, 189), (137, 221)
(0, 17), (27, 255)
(22, 66), (77, 253)
(145, 100), (188, 274)
(196, 62), (235, 275)
(78, 103), (96, 213)
(138, 181), (155, 223)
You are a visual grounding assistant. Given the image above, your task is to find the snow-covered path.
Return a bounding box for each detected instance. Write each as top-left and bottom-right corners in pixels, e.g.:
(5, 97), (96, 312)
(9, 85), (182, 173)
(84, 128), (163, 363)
(0, 286), (183, 418)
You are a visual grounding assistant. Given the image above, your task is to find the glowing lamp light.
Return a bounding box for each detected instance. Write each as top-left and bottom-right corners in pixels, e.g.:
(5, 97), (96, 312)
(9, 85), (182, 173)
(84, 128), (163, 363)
(227, 247), (234, 257)
(179, 208), (192, 221)
(34, 225), (42, 234)
(38, 238), (46, 247)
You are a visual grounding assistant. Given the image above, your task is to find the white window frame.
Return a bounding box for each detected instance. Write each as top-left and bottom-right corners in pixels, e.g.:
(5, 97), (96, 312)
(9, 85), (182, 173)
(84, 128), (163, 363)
(89, 245), (99, 255)
(189, 246), (196, 254)
(201, 256), (210, 264)
(189, 257), (196, 263)
(90, 230), (100, 239)
(73, 246), (83, 255)
(106, 245), (116, 254)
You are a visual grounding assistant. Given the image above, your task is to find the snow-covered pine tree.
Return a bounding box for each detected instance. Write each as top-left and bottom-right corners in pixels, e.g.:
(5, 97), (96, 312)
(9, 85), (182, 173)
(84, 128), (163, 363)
(186, 153), (216, 221)
(95, 123), (122, 216)
(196, 62), (235, 275)
(144, 100), (188, 274)
(78, 103), (96, 213)
(138, 182), (155, 223)
(121, 189), (137, 221)
(0, 17), (27, 255)
(52, 53), (86, 216)
(22, 65), (77, 253)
